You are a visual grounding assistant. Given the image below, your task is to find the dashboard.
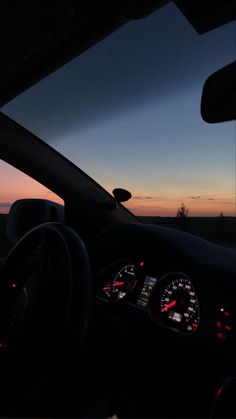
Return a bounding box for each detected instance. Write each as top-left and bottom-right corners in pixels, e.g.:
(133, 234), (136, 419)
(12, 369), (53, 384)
(93, 223), (236, 344)
(91, 223), (236, 416)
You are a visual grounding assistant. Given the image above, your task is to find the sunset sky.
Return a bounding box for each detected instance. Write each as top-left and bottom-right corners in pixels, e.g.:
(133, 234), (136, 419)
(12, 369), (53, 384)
(0, 160), (63, 213)
(1, 3), (236, 217)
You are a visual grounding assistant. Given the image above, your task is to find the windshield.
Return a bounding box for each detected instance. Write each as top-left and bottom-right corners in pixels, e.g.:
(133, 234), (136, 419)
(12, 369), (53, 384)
(1, 3), (235, 241)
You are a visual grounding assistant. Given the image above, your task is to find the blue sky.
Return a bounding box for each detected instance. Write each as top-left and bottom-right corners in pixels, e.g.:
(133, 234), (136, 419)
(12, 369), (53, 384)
(2, 3), (236, 216)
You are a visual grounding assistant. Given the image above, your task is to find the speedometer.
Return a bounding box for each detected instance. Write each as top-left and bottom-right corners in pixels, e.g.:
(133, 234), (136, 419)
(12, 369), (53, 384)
(149, 272), (200, 334)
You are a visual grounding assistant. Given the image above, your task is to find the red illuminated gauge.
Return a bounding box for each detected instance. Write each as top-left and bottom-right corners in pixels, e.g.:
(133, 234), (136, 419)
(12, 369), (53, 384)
(149, 272), (200, 334)
(102, 264), (136, 301)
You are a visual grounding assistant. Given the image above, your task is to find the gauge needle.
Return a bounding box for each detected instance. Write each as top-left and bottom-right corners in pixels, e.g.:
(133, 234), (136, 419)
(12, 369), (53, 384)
(161, 300), (177, 312)
(103, 281), (125, 291)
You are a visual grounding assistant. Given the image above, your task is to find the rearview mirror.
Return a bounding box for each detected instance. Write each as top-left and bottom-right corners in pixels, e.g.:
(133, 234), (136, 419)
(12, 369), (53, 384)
(112, 188), (132, 203)
(201, 61), (236, 123)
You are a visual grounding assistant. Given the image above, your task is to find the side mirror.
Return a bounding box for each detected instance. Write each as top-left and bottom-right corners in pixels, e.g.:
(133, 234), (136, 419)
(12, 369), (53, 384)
(201, 61), (236, 123)
(7, 199), (64, 242)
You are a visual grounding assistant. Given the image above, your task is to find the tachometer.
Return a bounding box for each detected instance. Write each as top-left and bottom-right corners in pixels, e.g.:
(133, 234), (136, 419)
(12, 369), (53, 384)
(149, 272), (200, 334)
(102, 264), (136, 301)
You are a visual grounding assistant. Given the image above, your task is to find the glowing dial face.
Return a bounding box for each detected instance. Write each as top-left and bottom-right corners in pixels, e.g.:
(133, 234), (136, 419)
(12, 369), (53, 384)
(102, 264), (136, 301)
(150, 272), (200, 334)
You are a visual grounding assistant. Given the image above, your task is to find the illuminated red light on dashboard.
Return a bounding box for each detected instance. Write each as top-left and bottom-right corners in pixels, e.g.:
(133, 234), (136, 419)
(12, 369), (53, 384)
(216, 321), (222, 328)
(191, 323), (198, 330)
(215, 386), (223, 400)
(138, 261), (144, 267)
(224, 325), (232, 331)
(219, 308), (230, 316)
(11, 282), (17, 289)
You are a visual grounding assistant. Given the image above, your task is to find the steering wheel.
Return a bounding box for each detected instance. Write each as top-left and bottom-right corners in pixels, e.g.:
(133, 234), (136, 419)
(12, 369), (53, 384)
(0, 222), (93, 415)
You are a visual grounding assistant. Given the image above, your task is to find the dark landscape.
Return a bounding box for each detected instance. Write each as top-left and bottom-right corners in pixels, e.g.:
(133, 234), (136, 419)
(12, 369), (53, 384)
(140, 216), (236, 247)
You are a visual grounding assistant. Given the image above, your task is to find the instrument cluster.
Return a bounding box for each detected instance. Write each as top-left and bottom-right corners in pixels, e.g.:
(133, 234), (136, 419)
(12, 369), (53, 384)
(96, 259), (200, 335)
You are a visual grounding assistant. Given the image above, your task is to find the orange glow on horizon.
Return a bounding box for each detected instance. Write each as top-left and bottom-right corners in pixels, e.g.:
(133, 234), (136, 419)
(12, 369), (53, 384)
(124, 197), (236, 217)
(1, 161), (235, 218)
(103, 182), (235, 217)
(0, 160), (63, 214)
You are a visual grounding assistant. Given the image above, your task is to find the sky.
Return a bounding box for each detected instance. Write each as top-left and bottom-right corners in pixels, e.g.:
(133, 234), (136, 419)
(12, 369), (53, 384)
(0, 160), (63, 213)
(1, 3), (236, 216)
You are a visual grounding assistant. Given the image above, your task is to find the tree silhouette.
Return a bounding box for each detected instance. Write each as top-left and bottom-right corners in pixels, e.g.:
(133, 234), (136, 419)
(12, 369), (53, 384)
(176, 202), (189, 231)
(176, 202), (189, 219)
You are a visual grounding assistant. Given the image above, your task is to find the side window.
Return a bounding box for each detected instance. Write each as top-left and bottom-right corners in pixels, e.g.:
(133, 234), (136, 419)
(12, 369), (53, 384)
(0, 160), (64, 258)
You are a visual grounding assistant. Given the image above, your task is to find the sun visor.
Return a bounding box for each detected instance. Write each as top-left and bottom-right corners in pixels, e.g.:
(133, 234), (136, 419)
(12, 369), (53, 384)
(174, 0), (236, 34)
(80, 0), (170, 19)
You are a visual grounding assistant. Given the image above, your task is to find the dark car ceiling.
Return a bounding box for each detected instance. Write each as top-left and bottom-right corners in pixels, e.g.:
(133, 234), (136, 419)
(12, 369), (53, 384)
(0, 0), (235, 107)
(174, 0), (236, 34)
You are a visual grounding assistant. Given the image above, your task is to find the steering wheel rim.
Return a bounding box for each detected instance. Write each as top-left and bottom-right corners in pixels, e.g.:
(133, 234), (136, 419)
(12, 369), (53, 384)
(0, 222), (93, 412)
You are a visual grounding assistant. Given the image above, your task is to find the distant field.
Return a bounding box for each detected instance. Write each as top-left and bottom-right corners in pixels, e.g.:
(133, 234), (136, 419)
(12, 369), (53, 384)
(139, 216), (236, 246)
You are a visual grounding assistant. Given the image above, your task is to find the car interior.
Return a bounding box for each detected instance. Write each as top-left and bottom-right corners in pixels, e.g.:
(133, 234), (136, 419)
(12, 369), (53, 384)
(0, 1), (236, 417)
